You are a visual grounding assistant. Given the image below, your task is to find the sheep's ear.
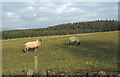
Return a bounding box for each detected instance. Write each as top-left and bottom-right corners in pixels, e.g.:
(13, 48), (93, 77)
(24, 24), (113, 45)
(39, 39), (43, 42)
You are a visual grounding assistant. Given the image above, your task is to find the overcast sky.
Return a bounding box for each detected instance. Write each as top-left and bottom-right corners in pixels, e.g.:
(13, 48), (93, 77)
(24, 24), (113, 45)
(2, 2), (118, 31)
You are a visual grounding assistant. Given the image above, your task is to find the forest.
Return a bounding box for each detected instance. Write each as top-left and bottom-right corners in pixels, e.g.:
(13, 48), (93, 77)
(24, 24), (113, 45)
(2, 20), (119, 39)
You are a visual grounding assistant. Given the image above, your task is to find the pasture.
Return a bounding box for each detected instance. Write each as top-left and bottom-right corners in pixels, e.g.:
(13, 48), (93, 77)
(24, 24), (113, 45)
(2, 31), (118, 74)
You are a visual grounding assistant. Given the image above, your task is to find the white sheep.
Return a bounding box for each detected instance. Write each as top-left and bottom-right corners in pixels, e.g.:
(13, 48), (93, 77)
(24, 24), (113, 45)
(24, 39), (43, 53)
(68, 37), (80, 45)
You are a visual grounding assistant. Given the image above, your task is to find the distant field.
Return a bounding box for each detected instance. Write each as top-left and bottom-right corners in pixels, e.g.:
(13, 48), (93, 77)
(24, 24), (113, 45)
(2, 31), (119, 74)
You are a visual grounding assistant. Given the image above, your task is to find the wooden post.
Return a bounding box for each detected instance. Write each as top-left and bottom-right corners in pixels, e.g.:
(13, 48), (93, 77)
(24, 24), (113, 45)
(34, 55), (38, 74)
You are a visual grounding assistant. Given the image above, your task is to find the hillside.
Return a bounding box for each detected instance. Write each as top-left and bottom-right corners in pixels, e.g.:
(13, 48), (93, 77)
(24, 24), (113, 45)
(2, 31), (118, 74)
(2, 20), (119, 39)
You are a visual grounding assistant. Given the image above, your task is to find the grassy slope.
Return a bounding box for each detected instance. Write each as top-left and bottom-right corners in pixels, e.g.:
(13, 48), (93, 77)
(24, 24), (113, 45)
(2, 31), (118, 74)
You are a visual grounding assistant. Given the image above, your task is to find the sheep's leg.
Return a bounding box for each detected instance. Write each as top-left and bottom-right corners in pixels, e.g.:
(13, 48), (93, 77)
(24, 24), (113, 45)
(34, 48), (37, 53)
(68, 40), (71, 45)
(34, 46), (38, 53)
(24, 47), (27, 52)
(26, 46), (30, 52)
(24, 45), (28, 52)
(25, 46), (29, 53)
(26, 48), (28, 52)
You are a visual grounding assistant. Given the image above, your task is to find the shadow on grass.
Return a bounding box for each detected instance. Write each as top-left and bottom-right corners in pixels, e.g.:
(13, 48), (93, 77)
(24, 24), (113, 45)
(63, 43), (80, 46)
(22, 48), (36, 53)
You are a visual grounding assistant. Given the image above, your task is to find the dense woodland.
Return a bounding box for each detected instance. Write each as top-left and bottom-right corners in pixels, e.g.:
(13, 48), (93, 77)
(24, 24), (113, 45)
(2, 20), (119, 39)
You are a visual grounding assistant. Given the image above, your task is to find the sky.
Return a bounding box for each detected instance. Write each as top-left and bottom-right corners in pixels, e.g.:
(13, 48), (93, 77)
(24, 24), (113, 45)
(1, 2), (118, 31)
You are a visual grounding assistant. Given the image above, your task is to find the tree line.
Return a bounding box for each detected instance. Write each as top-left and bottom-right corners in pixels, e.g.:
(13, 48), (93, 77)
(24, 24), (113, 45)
(2, 20), (119, 39)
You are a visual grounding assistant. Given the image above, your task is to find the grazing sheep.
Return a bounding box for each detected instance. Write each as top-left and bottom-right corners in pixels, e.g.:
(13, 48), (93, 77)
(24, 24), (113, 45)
(68, 37), (80, 45)
(24, 39), (43, 53)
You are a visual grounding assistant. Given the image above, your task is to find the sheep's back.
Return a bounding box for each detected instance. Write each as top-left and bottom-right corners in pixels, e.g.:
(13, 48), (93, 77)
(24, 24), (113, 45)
(69, 37), (79, 42)
(25, 42), (38, 48)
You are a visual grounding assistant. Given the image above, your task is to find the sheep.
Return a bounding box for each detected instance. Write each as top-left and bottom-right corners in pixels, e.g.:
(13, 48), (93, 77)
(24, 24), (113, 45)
(24, 39), (43, 53)
(68, 37), (80, 45)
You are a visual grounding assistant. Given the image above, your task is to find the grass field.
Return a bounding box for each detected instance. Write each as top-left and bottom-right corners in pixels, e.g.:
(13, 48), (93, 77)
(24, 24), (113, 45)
(2, 31), (119, 74)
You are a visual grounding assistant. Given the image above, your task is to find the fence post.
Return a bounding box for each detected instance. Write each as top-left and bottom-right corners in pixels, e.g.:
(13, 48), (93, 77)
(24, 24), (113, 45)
(34, 55), (38, 74)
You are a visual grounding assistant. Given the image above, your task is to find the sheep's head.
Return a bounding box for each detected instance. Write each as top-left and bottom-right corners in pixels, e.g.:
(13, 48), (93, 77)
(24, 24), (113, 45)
(38, 39), (43, 42)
